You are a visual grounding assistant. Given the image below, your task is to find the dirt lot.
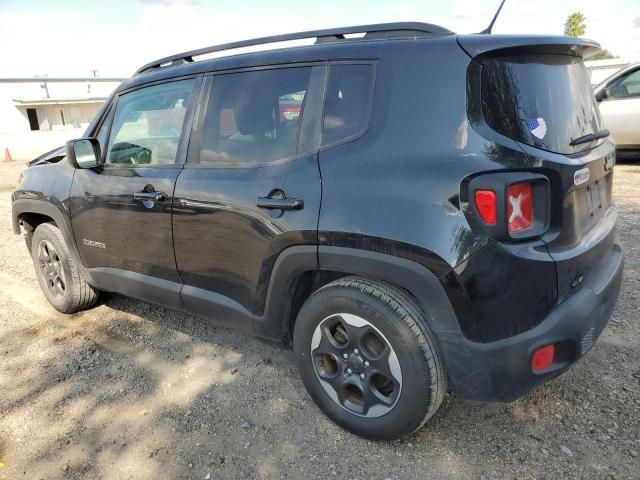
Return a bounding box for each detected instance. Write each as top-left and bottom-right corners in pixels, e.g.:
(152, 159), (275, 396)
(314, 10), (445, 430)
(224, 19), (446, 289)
(0, 160), (638, 480)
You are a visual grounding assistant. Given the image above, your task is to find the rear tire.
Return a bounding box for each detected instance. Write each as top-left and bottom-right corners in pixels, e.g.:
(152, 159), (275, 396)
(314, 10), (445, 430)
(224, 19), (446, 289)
(31, 223), (98, 313)
(293, 276), (446, 440)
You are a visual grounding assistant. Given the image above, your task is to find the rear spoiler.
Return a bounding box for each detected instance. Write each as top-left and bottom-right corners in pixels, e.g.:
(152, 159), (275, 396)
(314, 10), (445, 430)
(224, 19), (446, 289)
(457, 34), (602, 61)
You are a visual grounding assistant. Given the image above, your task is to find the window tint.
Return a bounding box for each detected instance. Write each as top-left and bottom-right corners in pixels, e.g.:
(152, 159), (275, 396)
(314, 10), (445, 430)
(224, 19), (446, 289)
(106, 79), (194, 166)
(199, 67), (312, 165)
(481, 55), (601, 154)
(609, 69), (640, 99)
(322, 64), (374, 146)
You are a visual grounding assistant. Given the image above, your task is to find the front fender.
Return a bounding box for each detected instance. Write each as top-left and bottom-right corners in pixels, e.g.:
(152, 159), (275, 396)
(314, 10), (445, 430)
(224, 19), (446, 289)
(12, 198), (79, 260)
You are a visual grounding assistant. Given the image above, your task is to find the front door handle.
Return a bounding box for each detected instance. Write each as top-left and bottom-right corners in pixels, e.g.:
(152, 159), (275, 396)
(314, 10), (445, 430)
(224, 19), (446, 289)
(257, 196), (304, 210)
(134, 190), (168, 202)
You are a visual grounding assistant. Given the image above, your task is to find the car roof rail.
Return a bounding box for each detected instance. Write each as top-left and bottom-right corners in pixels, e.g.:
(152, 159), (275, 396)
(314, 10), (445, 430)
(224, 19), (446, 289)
(134, 22), (454, 75)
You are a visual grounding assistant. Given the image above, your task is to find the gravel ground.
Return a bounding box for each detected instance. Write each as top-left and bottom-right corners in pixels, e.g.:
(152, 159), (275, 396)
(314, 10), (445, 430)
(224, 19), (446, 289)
(0, 160), (638, 480)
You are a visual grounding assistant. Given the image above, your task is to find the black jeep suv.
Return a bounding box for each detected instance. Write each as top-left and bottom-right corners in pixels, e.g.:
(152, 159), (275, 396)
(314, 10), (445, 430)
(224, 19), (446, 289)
(12, 23), (624, 440)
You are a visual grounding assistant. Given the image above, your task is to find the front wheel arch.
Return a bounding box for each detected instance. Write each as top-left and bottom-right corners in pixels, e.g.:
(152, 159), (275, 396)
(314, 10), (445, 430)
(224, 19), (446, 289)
(30, 222), (99, 313)
(18, 212), (56, 250)
(13, 199), (90, 284)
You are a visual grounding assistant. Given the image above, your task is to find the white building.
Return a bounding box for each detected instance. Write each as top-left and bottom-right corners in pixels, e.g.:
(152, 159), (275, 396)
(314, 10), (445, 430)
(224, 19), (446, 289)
(0, 77), (123, 160)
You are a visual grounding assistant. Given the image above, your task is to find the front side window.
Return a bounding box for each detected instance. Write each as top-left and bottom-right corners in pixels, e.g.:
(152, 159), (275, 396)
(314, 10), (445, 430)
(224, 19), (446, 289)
(609, 69), (640, 99)
(199, 67), (312, 166)
(322, 64), (375, 146)
(106, 79), (195, 166)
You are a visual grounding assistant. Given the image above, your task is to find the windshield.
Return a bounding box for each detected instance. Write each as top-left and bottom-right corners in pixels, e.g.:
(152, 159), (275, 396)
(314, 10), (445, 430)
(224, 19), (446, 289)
(481, 54), (603, 154)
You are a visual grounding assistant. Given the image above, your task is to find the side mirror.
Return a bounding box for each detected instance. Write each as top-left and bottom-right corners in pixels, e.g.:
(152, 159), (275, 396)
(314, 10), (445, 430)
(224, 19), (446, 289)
(595, 88), (608, 102)
(65, 138), (102, 169)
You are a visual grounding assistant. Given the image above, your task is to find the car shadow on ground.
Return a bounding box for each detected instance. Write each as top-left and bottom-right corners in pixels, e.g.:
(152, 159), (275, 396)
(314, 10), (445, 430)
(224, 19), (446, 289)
(0, 285), (633, 480)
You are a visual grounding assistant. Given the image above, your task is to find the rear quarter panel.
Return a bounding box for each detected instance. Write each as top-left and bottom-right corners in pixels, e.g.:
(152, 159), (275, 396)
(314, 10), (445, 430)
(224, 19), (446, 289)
(318, 37), (541, 270)
(317, 38), (559, 342)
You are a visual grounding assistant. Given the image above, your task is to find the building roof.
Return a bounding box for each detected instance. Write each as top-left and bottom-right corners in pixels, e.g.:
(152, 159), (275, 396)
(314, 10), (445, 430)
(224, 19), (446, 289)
(12, 97), (109, 106)
(0, 77), (125, 83)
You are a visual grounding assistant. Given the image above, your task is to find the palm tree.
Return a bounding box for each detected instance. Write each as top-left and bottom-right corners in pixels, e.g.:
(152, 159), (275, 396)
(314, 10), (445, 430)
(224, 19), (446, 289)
(564, 12), (586, 37)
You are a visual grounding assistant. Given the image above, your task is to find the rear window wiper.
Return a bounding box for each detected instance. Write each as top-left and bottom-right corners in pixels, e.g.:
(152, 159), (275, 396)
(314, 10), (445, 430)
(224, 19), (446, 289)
(570, 129), (610, 147)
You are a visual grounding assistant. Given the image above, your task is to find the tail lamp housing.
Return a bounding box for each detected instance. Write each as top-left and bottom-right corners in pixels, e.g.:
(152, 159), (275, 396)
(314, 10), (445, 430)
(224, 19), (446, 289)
(468, 172), (550, 241)
(474, 190), (497, 225)
(532, 344), (555, 372)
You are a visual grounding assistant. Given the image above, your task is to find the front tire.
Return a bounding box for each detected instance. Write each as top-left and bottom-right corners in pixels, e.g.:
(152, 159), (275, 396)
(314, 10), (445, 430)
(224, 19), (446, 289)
(31, 223), (98, 313)
(293, 276), (446, 440)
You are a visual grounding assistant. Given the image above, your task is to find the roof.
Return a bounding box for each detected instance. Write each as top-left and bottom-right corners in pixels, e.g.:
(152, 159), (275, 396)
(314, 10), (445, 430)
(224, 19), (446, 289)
(118, 27), (605, 95)
(120, 26), (459, 93)
(135, 22), (454, 75)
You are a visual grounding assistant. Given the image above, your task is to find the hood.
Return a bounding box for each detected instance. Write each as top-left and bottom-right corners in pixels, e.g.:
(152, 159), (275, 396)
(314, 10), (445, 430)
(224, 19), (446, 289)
(27, 146), (65, 167)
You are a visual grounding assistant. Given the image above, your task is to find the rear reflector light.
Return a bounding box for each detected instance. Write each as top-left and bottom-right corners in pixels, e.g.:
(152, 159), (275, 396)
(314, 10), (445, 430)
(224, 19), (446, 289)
(507, 182), (533, 233)
(474, 190), (497, 225)
(532, 344), (555, 372)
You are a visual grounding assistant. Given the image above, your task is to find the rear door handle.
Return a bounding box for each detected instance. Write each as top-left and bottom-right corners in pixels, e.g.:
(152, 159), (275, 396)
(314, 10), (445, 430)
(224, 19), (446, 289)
(134, 191), (168, 202)
(256, 196), (304, 210)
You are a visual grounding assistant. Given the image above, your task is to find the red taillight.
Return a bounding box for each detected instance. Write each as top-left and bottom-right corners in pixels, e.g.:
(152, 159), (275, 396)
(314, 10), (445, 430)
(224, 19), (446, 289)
(507, 182), (533, 233)
(532, 344), (555, 372)
(474, 190), (497, 225)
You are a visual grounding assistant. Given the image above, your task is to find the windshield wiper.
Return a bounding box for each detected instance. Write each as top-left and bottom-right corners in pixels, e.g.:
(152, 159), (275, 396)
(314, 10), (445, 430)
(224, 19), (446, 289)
(570, 129), (610, 147)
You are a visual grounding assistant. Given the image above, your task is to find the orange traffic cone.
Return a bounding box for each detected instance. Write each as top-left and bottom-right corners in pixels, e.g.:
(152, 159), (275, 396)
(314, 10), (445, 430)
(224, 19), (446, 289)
(3, 148), (13, 162)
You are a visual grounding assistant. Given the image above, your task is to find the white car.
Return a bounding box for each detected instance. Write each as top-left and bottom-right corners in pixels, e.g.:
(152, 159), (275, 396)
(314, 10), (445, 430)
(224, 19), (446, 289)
(595, 63), (640, 153)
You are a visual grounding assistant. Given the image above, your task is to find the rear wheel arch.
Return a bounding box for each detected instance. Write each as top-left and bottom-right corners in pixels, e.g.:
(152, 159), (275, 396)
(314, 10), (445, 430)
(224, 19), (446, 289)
(315, 246), (461, 335)
(281, 270), (348, 345)
(272, 246), (463, 345)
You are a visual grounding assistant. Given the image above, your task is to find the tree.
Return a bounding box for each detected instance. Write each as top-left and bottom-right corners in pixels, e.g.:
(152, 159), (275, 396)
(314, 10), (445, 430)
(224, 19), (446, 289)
(590, 49), (618, 60)
(564, 12), (586, 37)
(562, 12), (617, 59)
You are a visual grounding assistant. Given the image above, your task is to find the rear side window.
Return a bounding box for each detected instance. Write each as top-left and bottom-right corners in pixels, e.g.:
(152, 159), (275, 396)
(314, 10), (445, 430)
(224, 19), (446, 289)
(322, 64), (375, 146)
(481, 55), (602, 154)
(199, 67), (313, 166)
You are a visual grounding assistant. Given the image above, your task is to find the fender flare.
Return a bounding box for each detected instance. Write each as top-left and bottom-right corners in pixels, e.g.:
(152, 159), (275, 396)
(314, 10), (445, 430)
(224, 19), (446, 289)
(317, 246), (461, 335)
(290, 245), (483, 399)
(12, 199), (90, 280)
(258, 244), (464, 341)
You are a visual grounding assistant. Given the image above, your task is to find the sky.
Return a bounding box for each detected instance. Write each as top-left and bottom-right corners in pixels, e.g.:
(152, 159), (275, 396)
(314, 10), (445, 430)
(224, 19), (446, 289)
(1, 0), (639, 77)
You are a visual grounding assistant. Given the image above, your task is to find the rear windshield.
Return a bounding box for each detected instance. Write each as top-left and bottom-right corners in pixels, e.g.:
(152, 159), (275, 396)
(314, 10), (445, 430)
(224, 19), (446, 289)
(481, 54), (602, 154)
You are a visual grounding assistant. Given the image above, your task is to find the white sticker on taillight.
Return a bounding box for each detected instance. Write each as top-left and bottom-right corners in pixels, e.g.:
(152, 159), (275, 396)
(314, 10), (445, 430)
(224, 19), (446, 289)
(574, 167), (590, 186)
(507, 183), (533, 233)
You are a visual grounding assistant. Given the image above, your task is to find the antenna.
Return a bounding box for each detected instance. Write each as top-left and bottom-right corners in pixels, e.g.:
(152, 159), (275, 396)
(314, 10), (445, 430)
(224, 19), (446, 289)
(480, 0), (506, 34)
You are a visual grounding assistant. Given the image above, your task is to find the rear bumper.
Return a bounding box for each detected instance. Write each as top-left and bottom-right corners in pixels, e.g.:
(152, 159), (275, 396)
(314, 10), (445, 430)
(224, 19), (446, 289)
(443, 241), (624, 402)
